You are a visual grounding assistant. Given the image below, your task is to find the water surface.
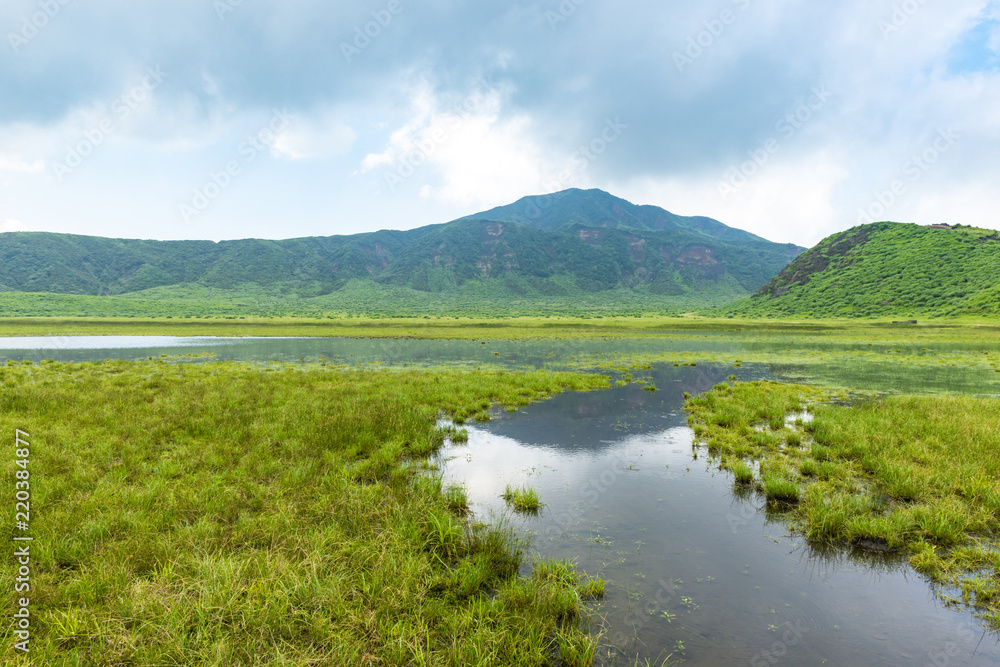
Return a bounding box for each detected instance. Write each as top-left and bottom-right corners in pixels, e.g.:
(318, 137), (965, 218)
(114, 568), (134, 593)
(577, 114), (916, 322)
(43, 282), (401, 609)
(437, 365), (1000, 665)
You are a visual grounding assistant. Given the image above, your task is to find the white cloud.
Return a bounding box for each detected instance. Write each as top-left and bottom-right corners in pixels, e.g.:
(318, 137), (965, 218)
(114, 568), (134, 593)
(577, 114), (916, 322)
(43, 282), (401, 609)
(615, 151), (852, 247)
(361, 83), (548, 209)
(1, 219), (29, 232)
(910, 181), (1000, 229)
(0, 153), (45, 174)
(271, 111), (356, 160)
(2, 0), (999, 241)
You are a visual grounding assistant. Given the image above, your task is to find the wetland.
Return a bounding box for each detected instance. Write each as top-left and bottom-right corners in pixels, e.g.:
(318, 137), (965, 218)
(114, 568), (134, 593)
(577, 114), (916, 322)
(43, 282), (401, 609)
(1, 320), (999, 665)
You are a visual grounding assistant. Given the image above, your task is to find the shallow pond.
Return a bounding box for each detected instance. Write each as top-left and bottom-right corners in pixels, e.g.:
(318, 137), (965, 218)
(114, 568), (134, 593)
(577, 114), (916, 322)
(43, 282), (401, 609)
(436, 365), (1000, 665)
(3, 335), (1000, 663)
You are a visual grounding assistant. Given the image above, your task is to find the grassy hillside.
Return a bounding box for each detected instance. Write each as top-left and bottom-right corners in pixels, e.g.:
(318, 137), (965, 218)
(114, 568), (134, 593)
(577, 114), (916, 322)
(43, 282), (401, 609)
(728, 222), (1000, 318)
(0, 189), (804, 318)
(0, 276), (750, 319)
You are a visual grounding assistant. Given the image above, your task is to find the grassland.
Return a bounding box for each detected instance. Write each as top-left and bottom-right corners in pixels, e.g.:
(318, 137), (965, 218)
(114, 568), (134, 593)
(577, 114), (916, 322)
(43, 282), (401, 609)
(0, 360), (610, 665)
(1, 314), (1000, 342)
(685, 380), (1000, 627)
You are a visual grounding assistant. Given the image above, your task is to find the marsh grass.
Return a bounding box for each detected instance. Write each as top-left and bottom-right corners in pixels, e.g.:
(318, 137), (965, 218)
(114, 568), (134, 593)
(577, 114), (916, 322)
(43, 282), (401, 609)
(685, 380), (1000, 627)
(0, 360), (609, 665)
(578, 577), (606, 600)
(443, 483), (470, 515)
(760, 473), (800, 503)
(728, 460), (755, 485)
(504, 484), (543, 513)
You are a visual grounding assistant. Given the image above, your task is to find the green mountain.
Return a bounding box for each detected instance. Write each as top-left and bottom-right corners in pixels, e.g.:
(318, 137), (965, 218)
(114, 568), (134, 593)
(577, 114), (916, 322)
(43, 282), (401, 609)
(469, 188), (773, 244)
(0, 189), (804, 317)
(728, 222), (1000, 318)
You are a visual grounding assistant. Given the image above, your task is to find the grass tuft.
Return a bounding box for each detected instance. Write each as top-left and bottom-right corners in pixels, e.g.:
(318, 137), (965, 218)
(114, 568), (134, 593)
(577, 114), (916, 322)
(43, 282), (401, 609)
(503, 484), (543, 513)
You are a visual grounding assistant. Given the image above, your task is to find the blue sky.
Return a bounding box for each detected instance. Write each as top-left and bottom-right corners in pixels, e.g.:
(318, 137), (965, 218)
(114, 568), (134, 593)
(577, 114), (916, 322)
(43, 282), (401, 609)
(1, 0), (998, 246)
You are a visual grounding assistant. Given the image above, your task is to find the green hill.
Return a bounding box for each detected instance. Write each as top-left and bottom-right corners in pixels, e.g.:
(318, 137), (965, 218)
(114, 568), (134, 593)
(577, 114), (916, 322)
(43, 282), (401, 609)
(728, 222), (1000, 318)
(0, 189), (804, 317)
(468, 188), (778, 244)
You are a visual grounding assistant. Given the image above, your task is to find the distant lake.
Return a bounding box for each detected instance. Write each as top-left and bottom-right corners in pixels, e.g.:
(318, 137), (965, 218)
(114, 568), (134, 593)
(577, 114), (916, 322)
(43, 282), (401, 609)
(2, 335), (999, 396)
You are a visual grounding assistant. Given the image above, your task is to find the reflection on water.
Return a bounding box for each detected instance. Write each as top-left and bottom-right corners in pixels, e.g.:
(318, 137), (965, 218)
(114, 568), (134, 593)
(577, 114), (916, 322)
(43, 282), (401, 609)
(436, 366), (1000, 665)
(2, 335), (998, 396)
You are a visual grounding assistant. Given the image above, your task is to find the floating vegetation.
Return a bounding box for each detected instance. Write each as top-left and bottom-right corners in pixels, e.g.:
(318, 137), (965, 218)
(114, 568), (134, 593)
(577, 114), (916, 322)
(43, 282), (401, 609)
(503, 484), (542, 513)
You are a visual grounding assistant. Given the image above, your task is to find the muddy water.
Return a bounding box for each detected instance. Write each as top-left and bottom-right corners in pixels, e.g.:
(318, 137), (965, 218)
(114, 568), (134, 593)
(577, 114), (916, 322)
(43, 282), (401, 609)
(436, 365), (1000, 666)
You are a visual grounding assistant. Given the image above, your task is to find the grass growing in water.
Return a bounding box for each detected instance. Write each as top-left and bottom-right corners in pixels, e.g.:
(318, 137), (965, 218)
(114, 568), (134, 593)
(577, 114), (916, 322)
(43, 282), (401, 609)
(0, 360), (609, 665)
(504, 484), (543, 513)
(686, 380), (1000, 628)
(728, 460), (755, 485)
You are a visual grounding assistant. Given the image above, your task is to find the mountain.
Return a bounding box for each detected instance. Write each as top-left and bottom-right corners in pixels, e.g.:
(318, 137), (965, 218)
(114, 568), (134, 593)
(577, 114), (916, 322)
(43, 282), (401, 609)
(467, 188), (776, 244)
(0, 189), (804, 316)
(728, 222), (1000, 318)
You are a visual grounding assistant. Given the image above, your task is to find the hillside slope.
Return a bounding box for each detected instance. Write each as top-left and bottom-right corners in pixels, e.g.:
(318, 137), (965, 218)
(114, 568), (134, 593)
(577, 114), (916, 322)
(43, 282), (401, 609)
(728, 222), (1000, 318)
(0, 189), (805, 316)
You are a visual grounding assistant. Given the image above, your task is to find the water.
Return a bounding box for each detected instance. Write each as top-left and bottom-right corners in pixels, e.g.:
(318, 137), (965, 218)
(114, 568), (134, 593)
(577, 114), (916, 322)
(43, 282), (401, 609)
(436, 365), (1000, 665)
(3, 335), (1000, 663)
(2, 335), (999, 396)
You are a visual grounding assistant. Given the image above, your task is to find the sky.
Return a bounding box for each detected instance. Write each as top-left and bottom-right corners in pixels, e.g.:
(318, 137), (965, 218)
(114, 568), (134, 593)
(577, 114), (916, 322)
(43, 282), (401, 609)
(1, 0), (998, 247)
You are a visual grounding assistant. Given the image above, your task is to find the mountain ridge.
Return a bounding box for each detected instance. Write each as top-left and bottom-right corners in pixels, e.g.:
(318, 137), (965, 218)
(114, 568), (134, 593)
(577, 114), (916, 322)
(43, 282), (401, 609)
(0, 189), (804, 314)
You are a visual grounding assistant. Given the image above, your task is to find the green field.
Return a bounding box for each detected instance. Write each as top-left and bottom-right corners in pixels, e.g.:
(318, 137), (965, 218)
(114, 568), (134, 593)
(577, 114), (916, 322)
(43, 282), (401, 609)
(0, 361), (610, 665)
(1, 313), (999, 341)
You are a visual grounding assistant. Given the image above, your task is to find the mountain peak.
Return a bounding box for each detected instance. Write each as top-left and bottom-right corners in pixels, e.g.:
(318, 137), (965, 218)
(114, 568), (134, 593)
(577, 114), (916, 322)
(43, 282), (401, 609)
(461, 188), (792, 248)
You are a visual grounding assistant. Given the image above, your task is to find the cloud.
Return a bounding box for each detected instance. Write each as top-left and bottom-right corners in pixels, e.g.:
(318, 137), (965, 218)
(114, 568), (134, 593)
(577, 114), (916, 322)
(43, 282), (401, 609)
(0, 0), (997, 241)
(615, 149), (852, 247)
(1, 219), (29, 232)
(361, 81), (548, 208)
(0, 153), (44, 173)
(271, 111), (356, 160)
